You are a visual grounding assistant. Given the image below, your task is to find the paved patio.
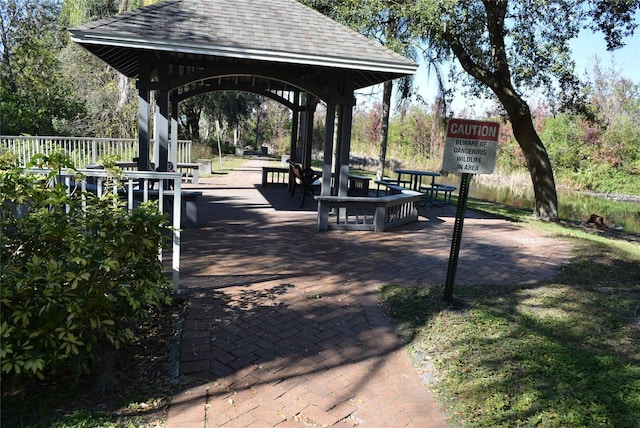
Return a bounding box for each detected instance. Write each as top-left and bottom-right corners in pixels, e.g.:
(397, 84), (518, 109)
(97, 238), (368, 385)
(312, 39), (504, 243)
(165, 158), (573, 427)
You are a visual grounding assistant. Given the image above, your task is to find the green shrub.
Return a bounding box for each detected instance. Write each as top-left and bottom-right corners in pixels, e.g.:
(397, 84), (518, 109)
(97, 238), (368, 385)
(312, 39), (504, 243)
(0, 153), (172, 379)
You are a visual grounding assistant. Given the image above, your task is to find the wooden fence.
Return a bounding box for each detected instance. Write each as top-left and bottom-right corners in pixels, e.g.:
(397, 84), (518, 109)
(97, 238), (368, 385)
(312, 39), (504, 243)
(0, 136), (192, 168)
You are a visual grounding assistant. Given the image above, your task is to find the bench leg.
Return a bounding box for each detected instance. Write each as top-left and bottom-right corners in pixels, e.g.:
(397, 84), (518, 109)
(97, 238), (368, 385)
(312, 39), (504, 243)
(300, 184), (315, 208)
(432, 189), (454, 207)
(184, 199), (197, 227)
(444, 190), (453, 206)
(420, 188), (434, 207)
(300, 186), (307, 208)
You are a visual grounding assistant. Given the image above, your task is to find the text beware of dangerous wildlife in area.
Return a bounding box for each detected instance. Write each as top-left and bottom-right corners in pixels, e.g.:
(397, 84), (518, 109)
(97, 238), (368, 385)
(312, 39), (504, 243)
(442, 118), (500, 174)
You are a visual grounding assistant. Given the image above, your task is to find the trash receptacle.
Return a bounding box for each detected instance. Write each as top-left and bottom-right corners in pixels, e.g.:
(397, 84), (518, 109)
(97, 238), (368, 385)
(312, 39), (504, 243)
(197, 159), (212, 175)
(261, 146), (268, 155)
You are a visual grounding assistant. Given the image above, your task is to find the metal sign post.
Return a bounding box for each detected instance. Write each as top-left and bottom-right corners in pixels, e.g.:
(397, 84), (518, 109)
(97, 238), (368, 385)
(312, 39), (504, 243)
(440, 118), (500, 302)
(444, 173), (471, 302)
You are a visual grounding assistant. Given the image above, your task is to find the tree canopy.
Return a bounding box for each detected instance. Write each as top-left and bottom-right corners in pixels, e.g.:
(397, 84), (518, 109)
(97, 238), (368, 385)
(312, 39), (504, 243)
(0, 0), (83, 135)
(305, 0), (639, 221)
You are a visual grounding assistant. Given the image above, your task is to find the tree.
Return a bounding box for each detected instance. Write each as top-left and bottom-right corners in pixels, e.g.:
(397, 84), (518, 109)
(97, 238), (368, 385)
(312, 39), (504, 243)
(251, 98), (291, 148)
(59, 0), (155, 138)
(201, 91), (261, 146)
(411, 0), (639, 220)
(0, 0), (83, 135)
(585, 60), (640, 172)
(306, 0), (637, 220)
(178, 95), (203, 141)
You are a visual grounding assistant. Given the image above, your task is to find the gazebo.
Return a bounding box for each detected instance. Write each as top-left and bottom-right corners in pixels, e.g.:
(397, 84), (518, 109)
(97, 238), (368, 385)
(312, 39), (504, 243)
(69, 0), (417, 228)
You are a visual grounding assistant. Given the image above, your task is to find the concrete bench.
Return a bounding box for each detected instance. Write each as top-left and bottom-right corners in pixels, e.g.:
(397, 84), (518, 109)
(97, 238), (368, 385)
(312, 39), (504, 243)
(316, 189), (421, 232)
(347, 174), (371, 196)
(262, 166), (289, 187)
(420, 183), (456, 207)
(176, 163), (199, 184)
(68, 181), (201, 228)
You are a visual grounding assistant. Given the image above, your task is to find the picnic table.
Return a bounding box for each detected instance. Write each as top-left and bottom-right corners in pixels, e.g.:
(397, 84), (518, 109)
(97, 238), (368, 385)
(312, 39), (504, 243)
(392, 169), (440, 191)
(392, 169), (456, 207)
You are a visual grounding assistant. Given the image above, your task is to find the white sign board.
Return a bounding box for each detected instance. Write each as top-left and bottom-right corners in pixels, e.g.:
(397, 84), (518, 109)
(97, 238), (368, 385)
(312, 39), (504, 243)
(442, 118), (500, 174)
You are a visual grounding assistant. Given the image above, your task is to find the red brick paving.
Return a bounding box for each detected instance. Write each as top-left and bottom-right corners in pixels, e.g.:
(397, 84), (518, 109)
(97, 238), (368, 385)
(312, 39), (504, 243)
(165, 158), (573, 427)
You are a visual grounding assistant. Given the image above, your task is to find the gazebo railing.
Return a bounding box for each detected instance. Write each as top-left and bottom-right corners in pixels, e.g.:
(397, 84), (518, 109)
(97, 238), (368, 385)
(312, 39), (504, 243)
(1, 136), (192, 168)
(21, 168), (183, 291)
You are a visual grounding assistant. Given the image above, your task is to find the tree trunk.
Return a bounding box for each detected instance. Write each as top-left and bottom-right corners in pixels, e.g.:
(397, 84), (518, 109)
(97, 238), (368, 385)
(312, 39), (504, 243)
(376, 80), (393, 180)
(442, 1), (559, 221)
(182, 105), (201, 141)
(499, 92), (559, 221)
(117, 74), (129, 110)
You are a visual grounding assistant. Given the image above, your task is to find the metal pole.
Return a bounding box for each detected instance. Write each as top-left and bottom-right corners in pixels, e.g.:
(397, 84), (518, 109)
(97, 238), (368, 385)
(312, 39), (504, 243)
(444, 173), (472, 302)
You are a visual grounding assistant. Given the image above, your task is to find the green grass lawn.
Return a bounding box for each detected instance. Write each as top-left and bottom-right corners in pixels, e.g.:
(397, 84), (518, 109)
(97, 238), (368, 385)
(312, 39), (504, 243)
(380, 201), (640, 427)
(203, 155), (247, 175)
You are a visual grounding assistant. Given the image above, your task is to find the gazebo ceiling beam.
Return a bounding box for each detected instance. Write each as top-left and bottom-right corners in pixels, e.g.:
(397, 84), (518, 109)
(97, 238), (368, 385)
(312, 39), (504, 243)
(173, 82), (300, 109)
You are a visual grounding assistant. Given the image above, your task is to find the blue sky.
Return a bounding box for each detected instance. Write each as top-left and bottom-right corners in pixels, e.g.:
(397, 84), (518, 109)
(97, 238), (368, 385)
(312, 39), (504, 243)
(570, 26), (639, 83)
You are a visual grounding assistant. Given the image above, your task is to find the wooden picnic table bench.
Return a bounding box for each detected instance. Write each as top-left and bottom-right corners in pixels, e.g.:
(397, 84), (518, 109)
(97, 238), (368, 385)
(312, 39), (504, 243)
(393, 169), (440, 191)
(261, 166), (289, 187)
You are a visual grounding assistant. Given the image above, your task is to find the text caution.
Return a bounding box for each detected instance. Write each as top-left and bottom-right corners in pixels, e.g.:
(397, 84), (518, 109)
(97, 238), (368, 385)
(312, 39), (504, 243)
(442, 118), (500, 174)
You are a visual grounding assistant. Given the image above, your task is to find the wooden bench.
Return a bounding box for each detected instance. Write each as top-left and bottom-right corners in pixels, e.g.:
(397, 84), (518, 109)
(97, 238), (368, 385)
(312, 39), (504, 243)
(385, 176), (411, 188)
(287, 160), (322, 208)
(420, 183), (457, 207)
(115, 161), (200, 184)
(325, 173), (371, 196)
(261, 166), (289, 187)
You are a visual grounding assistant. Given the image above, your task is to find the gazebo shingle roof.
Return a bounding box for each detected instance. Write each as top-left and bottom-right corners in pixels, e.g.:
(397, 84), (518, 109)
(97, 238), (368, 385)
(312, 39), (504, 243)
(70, 0), (417, 90)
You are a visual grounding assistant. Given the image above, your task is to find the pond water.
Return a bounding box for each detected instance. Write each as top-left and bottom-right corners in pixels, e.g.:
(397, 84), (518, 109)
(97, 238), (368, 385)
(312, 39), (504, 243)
(437, 176), (640, 235)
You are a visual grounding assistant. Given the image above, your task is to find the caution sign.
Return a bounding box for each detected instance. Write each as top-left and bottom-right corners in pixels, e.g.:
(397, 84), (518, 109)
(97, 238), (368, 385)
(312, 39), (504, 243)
(442, 118), (500, 174)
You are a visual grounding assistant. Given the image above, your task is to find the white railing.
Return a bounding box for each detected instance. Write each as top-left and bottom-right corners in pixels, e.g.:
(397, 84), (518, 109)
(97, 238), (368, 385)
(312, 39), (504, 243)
(1, 136), (192, 168)
(22, 168), (183, 291)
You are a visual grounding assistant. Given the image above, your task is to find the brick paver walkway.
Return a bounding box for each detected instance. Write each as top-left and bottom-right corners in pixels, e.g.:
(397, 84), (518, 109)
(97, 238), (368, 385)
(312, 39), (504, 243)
(166, 158), (573, 427)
